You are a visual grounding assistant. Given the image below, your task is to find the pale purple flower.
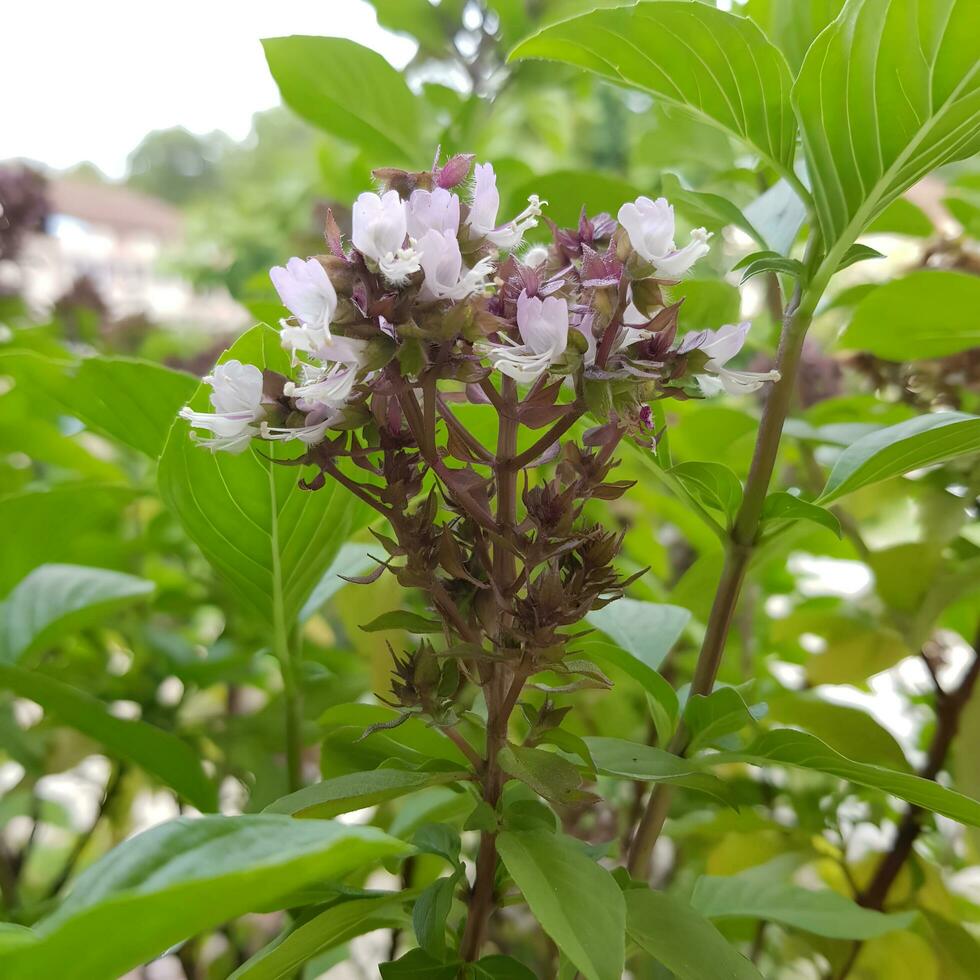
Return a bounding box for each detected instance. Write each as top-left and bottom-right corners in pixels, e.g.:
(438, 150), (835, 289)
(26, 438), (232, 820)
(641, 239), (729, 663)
(468, 162), (544, 249)
(693, 322), (781, 396)
(485, 289), (569, 382)
(617, 196), (710, 277)
(352, 189), (421, 283)
(179, 360), (264, 453)
(417, 228), (494, 302)
(270, 257), (338, 346)
(407, 188), (461, 239)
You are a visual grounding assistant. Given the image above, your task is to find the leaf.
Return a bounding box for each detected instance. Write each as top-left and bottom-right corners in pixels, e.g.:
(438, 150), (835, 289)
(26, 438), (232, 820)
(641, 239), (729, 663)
(762, 491), (842, 537)
(468, 955), (537, 979)
(690, 864), (915, 939)
(743, 177), (809, 255)
(670, 461), (744, 521)
(158, 324), (370, 627)
(667, 279), (741, 332)
(766, 690), (910, 771)
(0, 664), (216, 812)
(413, 875), (457, 958)
(381, 949), (460, 979)
(510, 2), (798, 183)
(585, 598), (691, 673)
(584, 737), (734, 806)
(839, 270), (980, 360)
(817, 411), (980, 503)
(625, 888), (762, 980)
(736, 253), (806, 284)
(835, 243), (885, 272)
(0, 564), (154, 664)
(659, 172), (768, 248)
(506, 170), (640, 228)
(56, 356), (198, 458)
(497, 829), (625, 980)
(264, 769), (468, 819)
(262, 36), (424, 163)
(684, 687), (761, 752)
(498, 745), (586, 805)
(718, 729), (980, 825)
(741, 0), (846, 73)
(230, 895), (408, 980)
(360, 610), (445, 634)
(1, 815), (410, 980)
(299, 541), (378, 622)
(793, 0), (980, 257)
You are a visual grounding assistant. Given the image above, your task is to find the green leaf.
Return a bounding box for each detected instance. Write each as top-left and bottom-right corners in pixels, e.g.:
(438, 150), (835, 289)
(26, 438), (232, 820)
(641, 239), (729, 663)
(230, 895), (408, 980)
(762, 491), (842, 537)
(625, 888), (762, 980)
(0, 664), (216, 811)
(506, 170), (640, 228)
(1, 815), (410, 980)
(794, 0), (980, 257)
(743, 177), (809, 255)
(467, 955), (537, 979)
(299, 541), (378, 622)
(510, 2), (798, 183)
(584, 737), (734, 806)
(56, 356), (197, 458)
(158, 324), (370, 627)
(0, 564), (154, 664)
(413, 875), (457, 958)
(817, 411), (980, 503)
(498, 745), (586, 805)
(690, 863), (915, 939)
(736, 253), (806, 285)
(360, 610), (445, 634)
(741, 0), (846, 73)
(264, 769), (468, 819)
(670, 461), (744, 522)
(262, 36), (424, 164)
(718, 729), (980, 826)
(667, 279), (741, 332)
(766, 690), (910, 771)
(497, 829), (625, 980)
(839, 270), (980, 360)
(835, 243), (885, 272)
(659, 173), (768, 248)
(381, 949), (460, 979)
(684, 687), (761, 752)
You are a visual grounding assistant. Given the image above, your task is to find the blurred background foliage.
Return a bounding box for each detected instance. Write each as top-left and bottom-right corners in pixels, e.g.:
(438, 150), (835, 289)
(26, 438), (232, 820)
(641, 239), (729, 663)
(1, 1), (979, 977)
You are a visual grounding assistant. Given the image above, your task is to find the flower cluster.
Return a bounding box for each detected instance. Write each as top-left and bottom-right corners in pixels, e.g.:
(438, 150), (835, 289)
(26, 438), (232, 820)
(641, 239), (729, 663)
(180, 156), (777, 458)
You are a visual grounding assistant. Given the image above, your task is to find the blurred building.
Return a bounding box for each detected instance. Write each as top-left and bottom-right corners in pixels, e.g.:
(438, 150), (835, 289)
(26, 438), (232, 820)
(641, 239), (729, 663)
(3, 172), (244, 332)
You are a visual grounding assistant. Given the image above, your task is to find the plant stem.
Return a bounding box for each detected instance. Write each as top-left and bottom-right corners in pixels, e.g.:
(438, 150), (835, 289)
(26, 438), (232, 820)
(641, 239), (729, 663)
(627, 261), (819, 876)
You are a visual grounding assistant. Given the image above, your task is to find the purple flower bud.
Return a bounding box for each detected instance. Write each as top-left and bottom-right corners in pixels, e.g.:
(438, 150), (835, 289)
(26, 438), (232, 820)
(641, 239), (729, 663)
(436, 153), (475, 189)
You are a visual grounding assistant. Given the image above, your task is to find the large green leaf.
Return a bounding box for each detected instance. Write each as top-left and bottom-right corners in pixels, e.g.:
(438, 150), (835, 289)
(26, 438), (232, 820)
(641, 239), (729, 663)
(0, 664), (216, 812)
(818, 411), (980, 503)
(585, 598), (691, 673)
(262, 36), (425, 164)
(0, 815), (409, 980)
(691, 864), (915, 939)
(741, 0), (846, 72)
(506, 170), (640, 228)
(230, 894), (408, 980)
(0, 564), (154, 664)
(718, 729), (980, 825)
(158, 324), (370, 627)
(794, 0), (980, 256)
(264, 769), (468, 819)
(625, 888), (762, 980)
(497, 829), (625, 980)
(510, 2), (798, 182)
(839, 270), (980, 360)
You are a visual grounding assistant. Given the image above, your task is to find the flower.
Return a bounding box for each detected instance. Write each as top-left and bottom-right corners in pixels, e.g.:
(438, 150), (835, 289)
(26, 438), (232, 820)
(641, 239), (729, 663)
(352, 190), (421, 283)
(417, 228), (494, 302)
(179, 360), (264, 453)
(468, 162), (544, 249)
(617, 196), (711, 277)
(485, 289), (569, 382)
(407, 188), (460, 238)
(269, 256), (338, 348)
(691, 322), (782, 396)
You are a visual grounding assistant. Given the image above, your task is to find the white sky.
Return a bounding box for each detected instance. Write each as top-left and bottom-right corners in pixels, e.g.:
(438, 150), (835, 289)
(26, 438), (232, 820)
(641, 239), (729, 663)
(1, 0), (416, 178)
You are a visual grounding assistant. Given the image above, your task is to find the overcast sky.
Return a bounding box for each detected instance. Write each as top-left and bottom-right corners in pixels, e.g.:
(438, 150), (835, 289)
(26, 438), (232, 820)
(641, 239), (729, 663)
(1, 0), (415, 178)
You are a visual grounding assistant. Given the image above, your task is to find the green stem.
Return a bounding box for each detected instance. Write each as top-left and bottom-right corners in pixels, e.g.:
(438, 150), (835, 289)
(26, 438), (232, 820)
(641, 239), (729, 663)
(627, 240), (824, 876)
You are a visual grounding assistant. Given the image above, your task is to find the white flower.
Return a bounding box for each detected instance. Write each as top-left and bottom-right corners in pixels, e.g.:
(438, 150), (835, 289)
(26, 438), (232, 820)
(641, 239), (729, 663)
(417, 228), (494, 302)
(284, 360), (359, 411)
(407, 188), (460, 238)
(485, 289), (569, 383)
(179, 360), (264, 453)
(468, 162), (544, 249)
(269, 257), (337, 341)
(352, 189), (421, 284)
(695, 322), (781, 396)
(617, 196), (711, 277)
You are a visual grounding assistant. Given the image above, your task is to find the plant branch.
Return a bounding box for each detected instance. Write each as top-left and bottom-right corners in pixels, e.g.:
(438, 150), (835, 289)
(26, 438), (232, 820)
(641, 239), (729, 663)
(510, 403), (586, 469)
(436, 393), (495, 464)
